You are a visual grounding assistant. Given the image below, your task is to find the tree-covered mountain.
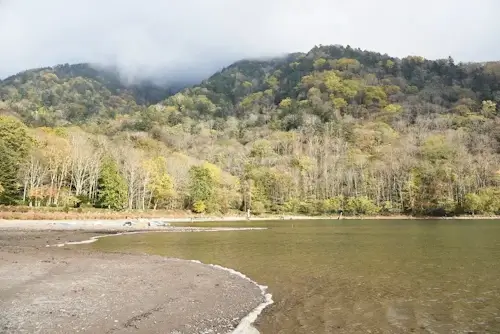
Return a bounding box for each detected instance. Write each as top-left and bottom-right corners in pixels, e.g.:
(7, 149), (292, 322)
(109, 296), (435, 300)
(165, 45), (500, 119)
(1, 44), (500, 216)
(0, 63), (186, 126)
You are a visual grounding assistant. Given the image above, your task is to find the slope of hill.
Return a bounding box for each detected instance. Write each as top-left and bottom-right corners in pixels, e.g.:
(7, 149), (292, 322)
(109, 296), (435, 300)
(164, 44), (500, 119)
(0, 63), (185, 126)
(1, 45), (500, 217)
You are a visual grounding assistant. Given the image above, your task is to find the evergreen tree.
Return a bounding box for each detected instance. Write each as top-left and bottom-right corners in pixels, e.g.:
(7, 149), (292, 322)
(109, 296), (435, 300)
(0, 116), (31, 204)
(96, 157), (128, 210)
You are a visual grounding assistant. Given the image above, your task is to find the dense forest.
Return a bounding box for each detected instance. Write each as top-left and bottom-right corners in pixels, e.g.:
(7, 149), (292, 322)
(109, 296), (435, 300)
(1, 44), (500, 216)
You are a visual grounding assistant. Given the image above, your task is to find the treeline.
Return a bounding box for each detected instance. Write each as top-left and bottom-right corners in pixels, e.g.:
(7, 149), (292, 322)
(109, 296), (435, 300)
(2, 113), (500, 216)
(0, 116), (240, 213)
(1, 44), (500, 216)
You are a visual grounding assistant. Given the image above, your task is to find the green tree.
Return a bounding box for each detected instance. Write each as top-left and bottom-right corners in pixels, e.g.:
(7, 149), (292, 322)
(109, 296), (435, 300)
(383, 104), (402, 113)
(96, 157), (128, 210)
(0, 116), (31, 204)
(463, 193), (481, 215)
(363, 86), (388, 107)
(331, 97), (348, 110)
(477, 188), (500, 214)
(251, 201), (265, 215)
(265, 76), (279, 90)
(188, 162), (221, 213)
(324, 71), (343, 93)
(313, 58), (327, 70)
(346, 196), (380, 215)
(320, 196), (344, 214)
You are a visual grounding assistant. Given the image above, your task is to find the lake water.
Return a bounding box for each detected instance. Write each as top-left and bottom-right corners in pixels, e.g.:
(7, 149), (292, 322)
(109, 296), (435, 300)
(92, 220), (500, 333)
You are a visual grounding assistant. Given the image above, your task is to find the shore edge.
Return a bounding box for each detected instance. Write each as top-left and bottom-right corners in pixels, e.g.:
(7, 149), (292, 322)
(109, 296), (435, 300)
(2, 214), (500, 223)
(46, 230), (274, 334)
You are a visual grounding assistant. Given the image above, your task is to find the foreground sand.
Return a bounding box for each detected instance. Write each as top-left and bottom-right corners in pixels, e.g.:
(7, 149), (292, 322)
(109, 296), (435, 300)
(0, 230), (267, 334)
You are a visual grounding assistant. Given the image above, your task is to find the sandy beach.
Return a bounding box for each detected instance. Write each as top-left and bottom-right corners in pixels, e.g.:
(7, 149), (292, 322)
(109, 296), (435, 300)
(0, 229), (271, 334)
(2, 212), (497, 225)
(0, 217), (272, 232)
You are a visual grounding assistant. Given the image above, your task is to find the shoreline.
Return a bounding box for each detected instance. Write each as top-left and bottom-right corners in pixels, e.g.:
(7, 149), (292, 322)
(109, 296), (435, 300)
(1, 214), (498, 235)
(0, 218), (271, 232)
(1, 205), (498, 221)
(0, 229), (273, 334)
(44, 230), (274, 334)
(45, 231), (274, 334)
(1, 214), (500, 228)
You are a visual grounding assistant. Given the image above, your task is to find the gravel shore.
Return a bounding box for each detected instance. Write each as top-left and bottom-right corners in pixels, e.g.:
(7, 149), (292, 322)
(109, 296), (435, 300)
(0, 230), (267, 334)
(0, 218), (257, 230)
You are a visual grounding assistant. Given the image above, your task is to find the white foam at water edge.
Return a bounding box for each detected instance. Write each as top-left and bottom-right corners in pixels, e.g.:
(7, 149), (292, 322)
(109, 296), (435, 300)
(190, 260), (274, 334)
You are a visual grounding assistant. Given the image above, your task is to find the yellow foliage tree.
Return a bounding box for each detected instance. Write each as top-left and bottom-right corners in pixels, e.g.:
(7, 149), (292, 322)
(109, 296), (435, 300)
(144, 156), (176, 209)
(279, 98), (293, 109)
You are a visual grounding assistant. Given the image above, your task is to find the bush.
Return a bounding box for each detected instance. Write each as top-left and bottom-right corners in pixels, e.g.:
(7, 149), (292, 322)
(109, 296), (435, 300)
(251, 201), (265, 215)
(298, 201), (314, 215)
(322, 196), (344, 214)
(283, 199), (300, 213)
(380, 201), (402, 215)
(205, 201), (220, 214)
(477, 188), (500, 214)
(192, 200), (206, 213)
(345, 196), (380, 215)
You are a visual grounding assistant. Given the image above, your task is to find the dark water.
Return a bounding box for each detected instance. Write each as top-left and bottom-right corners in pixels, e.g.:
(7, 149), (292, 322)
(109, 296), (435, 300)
(92, 220), (500, 333)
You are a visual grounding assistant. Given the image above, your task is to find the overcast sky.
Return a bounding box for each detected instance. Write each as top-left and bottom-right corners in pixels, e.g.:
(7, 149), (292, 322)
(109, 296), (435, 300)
(0, 0), (499, 82)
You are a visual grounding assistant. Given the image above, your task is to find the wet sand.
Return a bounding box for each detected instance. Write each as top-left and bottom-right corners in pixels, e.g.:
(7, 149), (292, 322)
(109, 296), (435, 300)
(0, 230), (266, 334)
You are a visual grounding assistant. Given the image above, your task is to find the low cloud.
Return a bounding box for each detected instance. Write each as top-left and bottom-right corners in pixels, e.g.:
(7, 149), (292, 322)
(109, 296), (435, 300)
(1, 0), (499, 82)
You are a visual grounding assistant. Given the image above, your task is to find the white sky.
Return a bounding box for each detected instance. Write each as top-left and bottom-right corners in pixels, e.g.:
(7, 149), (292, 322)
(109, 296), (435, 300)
(0, 0), (499, 81)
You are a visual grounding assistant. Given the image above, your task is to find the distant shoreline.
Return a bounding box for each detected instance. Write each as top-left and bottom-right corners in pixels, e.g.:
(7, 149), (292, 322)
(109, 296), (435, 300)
(1, 210), (500, 224)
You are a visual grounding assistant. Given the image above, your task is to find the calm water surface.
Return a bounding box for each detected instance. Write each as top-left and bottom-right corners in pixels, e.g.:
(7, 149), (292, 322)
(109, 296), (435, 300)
(92, 220), (500, 333)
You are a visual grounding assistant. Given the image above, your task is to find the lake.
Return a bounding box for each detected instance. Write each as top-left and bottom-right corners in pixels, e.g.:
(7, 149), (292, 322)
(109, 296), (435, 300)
(92, 220), (500, 333)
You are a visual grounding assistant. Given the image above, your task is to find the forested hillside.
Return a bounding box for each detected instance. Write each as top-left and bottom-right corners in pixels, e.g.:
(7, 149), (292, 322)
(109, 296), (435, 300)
(0, 63), (183, 126)
(1, 44), (500, 216)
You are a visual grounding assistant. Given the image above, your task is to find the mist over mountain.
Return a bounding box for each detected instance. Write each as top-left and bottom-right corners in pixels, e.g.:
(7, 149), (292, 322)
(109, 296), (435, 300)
(1, 0), (499, 84)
